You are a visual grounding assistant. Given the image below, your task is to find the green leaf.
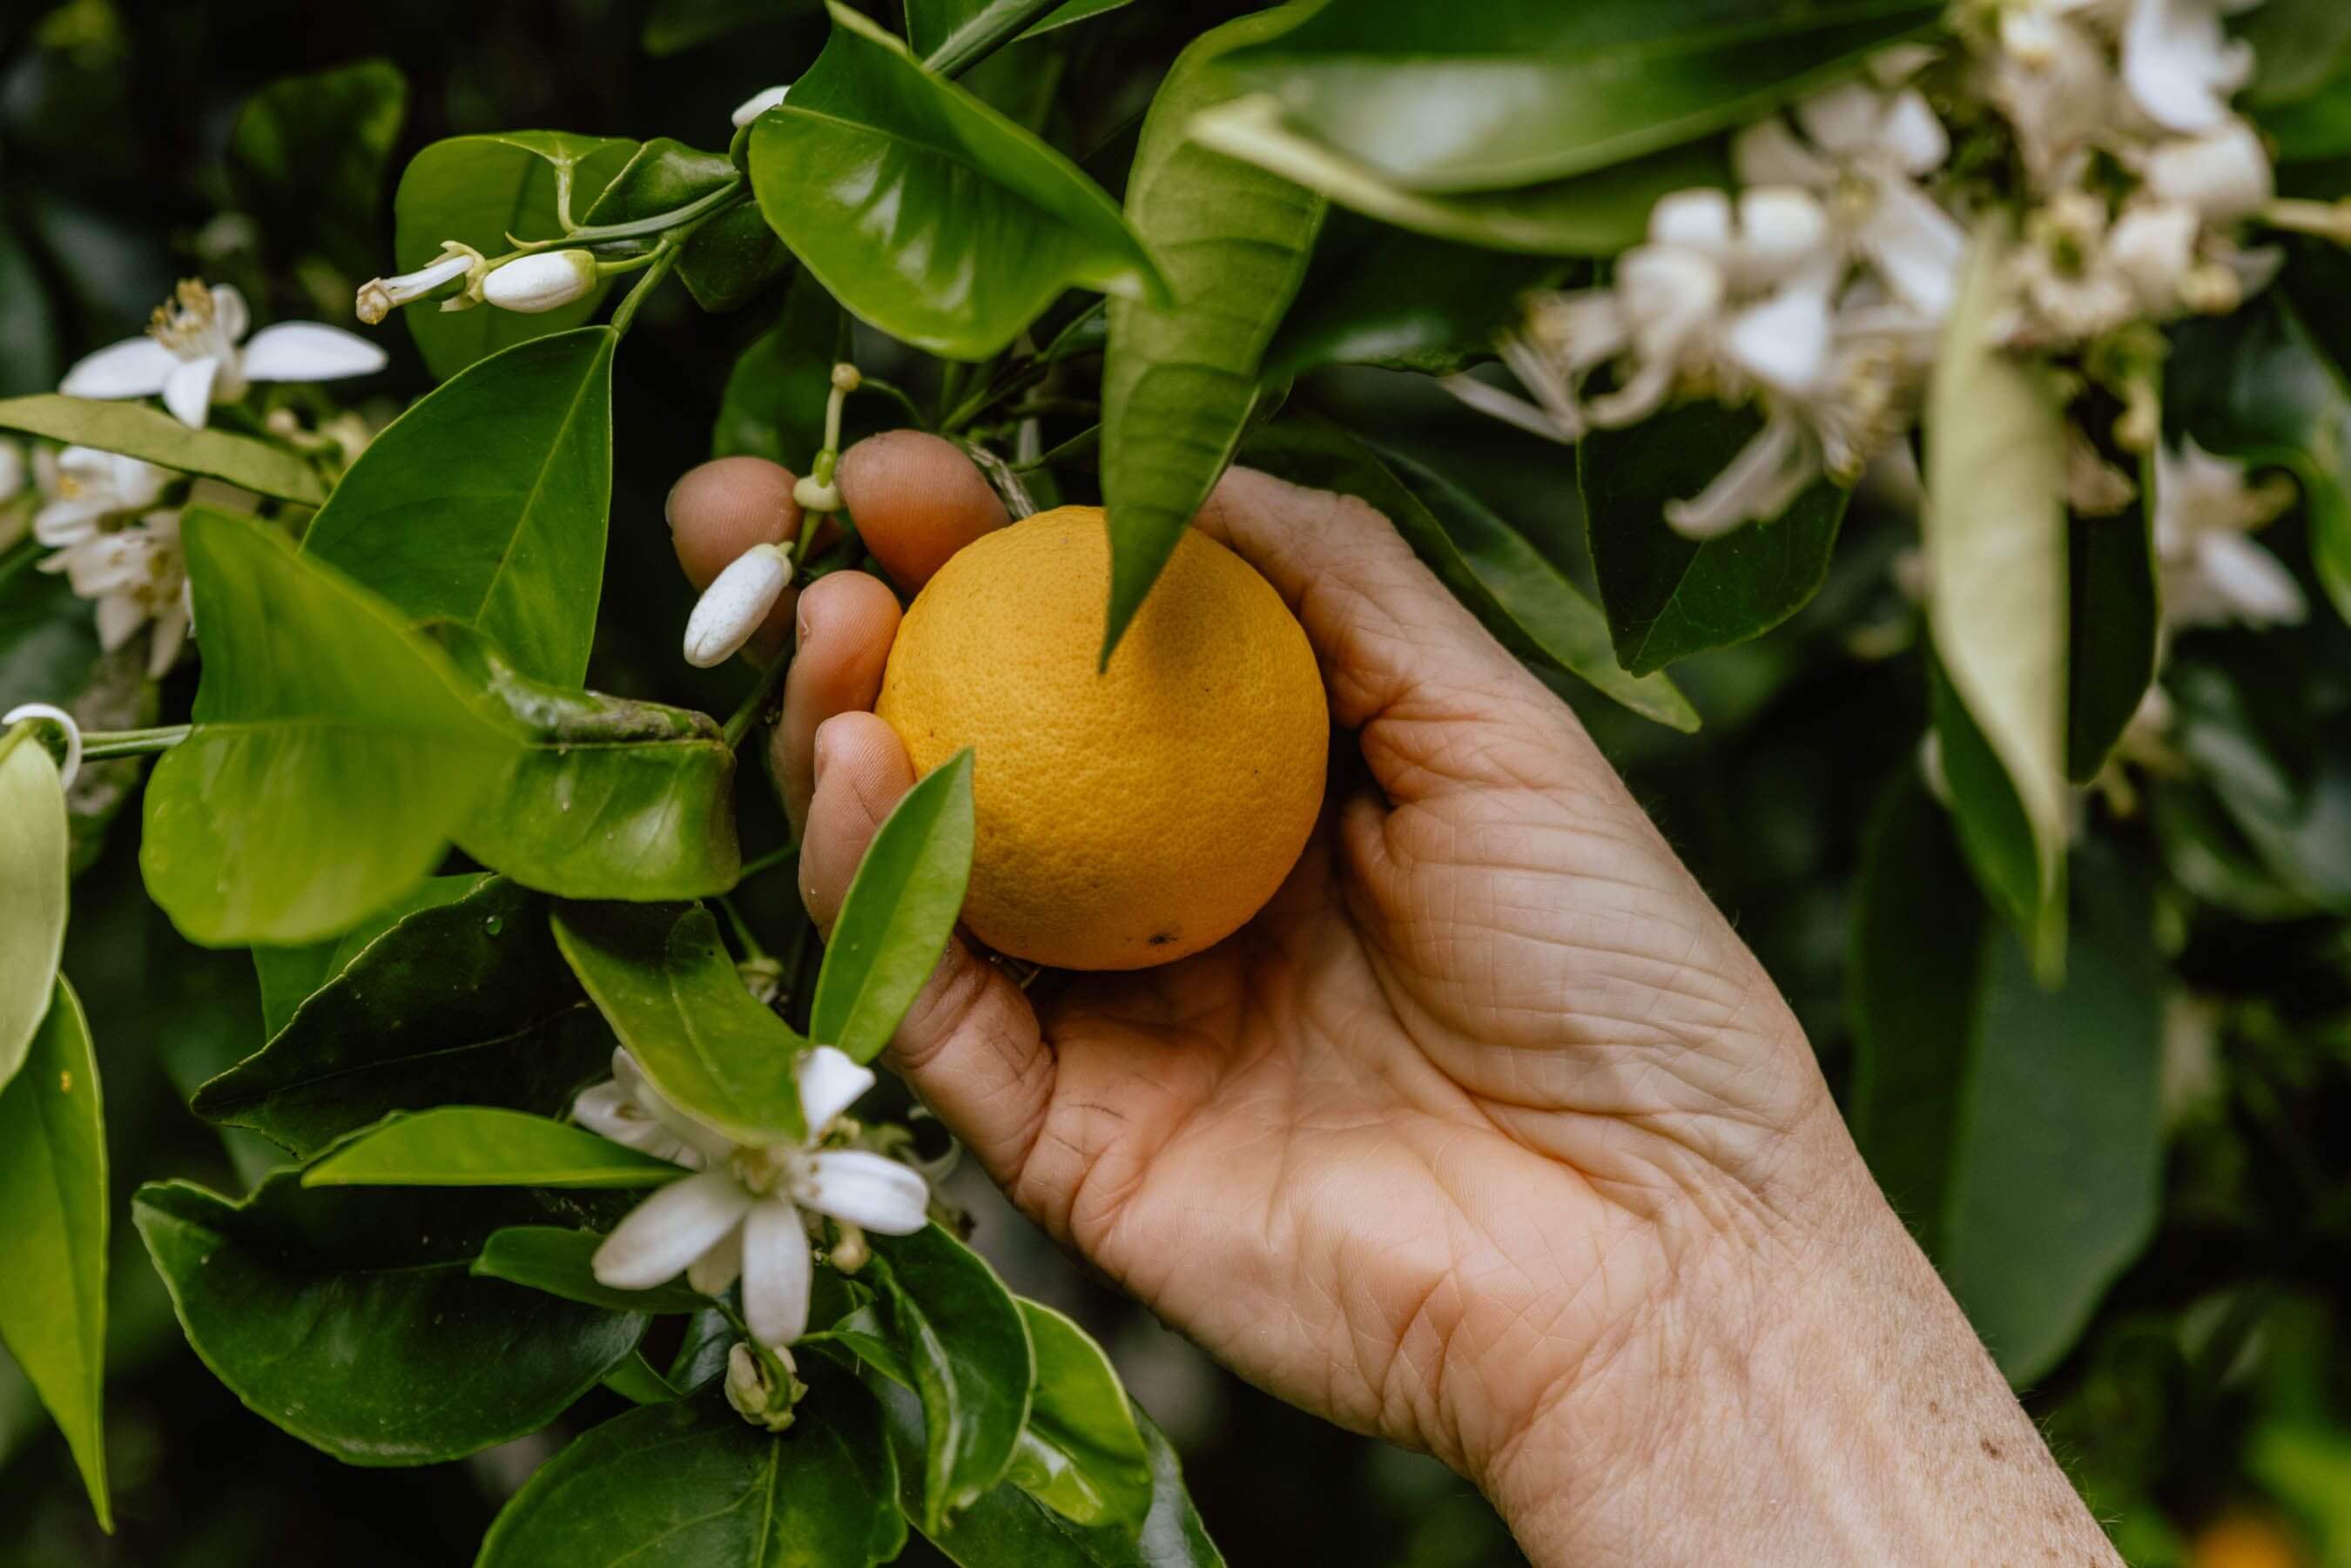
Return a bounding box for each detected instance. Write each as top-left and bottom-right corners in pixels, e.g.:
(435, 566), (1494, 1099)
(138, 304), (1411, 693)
(2167, 293), (2351, 627)
(472, 1226), (711, 1315)
(1020, 0), (1139, 42)
(1930, 659), (2050, 974)
(140, 508), (518, 946)
(0, 725), (67, 1091)
(714, 271), (844, 463)
(1189, 98), (1726, 255)
(1213, 0), (1940, 192)
(1100, 9), (1326, 660)
(868, 1223), (1034, 1531)
(908, 0), (1070, 71)
(475, 1371), (906, 1568)
(227, 59), (408, 277)
(303, 1107), (684, 1189)
(811, 750), (975, 1062)
(580, 140), (782, 311)
(552, 901), (808, 1145)
(643, 0), (816, 54)
(680, 203), (793, 314)
(2169, 662), (2351, 912)
(428, 624), (741, 899)
(601, 1349), (685, 1405)
(1577, 400), (1848, 674)
(0, 395), (326, 505)
(195, 877), (612, 1157)
(583, 138), (739, 224)
(2067, 496), (2159, 783)
(1850, 788), (2161, 1384)
(393, 133), (637, 380)
(304, 327), (616, 687)
(136, 1174), (643, 1465)
(2243, 0), (2351, 159)
(251, 872), (493, 1038)
(0, 212), (63, 396)
(1263, 214), (1566, 378)
(1924, 218), (2069, 972)
(1242, 418), (1695, 730)
(748, 3), (1168, 359)
(0, 979), (107, 1527)
(1010, 1302), (1152, 1532)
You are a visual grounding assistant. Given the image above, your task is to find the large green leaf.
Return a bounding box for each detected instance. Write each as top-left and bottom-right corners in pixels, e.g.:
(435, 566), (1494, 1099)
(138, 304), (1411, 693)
(392, 132), (637, 380)
(0, 979), (107, 1526)
(2243, 0), (2351, 160)
(250, 871), (492, 1038)
(196, 877), (611, 1156)
(1213, 0), (1940, 192)
(134, 1174), (643, 1464)
(304, 328), (616, 687)
(302, 1107), (684, 1189)
(475, 1371), (906, 1568)
(907, 0), (1070, 71)
(227, 58), (408, 278)
(2167, 294), (2351, 627)
(1098, 9), (1325, 657)
(140, 508), (518, 946)
(811, 750), (975, 1062)
(1189, 98), (1724, 255)
(748, 3), (1167, 359)
(552, 901), (808, 1145)
(472, 1226), (711, 1315)
(1850, 786), (2161, 1384)
(0, 395), (326, 505)
(1009, 1302), (1152, 1533)
(868, 1223), (1034, 1531)
(714, 270), (844, 464)
(1263, 214), (1566, 378)
(429, 624), (740, 899)
(2067, 495), (2159, 783)
(1242, 418), (1695, 730)
(2169, 662), (2351, 912)
(0, 725), (67, 1090)
(1575, 401), (1848, 675)
(1924, 219), (2069, 971)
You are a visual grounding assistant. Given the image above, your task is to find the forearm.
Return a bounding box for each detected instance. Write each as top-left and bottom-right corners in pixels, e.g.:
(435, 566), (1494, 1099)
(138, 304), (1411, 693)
(1482, 1151), (2121, 1567)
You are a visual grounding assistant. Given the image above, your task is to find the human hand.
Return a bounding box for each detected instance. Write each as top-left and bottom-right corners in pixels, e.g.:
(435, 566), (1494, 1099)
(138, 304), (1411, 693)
(670, 443), (2119, 1566)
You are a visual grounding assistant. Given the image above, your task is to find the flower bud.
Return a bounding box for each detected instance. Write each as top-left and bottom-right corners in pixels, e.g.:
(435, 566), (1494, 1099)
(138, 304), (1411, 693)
(793, 473), (843, 513)
(731, 84), (791, 127)
(724, 1343), (803, 1433)
(827, 1222), (871, 1275)
(683, 543), (795, 668)
(354, 243), (482, 325)
(482, 250), (601, 315)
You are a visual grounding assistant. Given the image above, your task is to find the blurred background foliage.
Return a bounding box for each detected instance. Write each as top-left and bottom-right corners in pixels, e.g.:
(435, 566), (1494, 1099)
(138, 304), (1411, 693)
(3, 2), (2350, 1565)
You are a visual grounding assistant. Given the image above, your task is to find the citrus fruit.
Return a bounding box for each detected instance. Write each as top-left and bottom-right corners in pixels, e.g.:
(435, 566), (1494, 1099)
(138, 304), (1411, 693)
(875, 505), (1326, 971)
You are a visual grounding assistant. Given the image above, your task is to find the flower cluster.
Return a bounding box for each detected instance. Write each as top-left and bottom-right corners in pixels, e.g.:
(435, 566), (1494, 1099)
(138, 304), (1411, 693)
(580, 1045), (932, 1349)
(1485, 0), (2331, 558)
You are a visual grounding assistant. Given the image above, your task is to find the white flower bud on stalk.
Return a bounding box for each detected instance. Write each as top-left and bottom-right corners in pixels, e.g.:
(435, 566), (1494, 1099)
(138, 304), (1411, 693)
(683, 543), (795, 667)
(482, 250), (601, 315)
(354, 243), (482, 325)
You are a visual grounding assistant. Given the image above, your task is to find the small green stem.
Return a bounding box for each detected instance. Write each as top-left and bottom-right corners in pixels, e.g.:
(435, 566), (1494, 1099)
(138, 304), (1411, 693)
(80, 724), (192, 760)
(854, 375), (930, 430)
(532, 179), (744, 247)
(721, 649), (793, 749)
(738, 843), (801, 885)
(717, 894), (771, 961)
(1012, 423), (1099, 471)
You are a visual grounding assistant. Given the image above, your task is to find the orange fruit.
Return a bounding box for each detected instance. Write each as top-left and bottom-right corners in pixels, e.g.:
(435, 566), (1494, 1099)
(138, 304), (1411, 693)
(876, 505), (1325, 970)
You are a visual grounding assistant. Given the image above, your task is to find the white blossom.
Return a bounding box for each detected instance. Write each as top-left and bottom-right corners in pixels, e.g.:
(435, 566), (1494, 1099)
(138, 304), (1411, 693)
(683, 543), (795, 667)
(30, 445), (169, 551)
(2152, 437), (2304, 629)
(60, 280), (386, 430)
(482, 250), (601, 315)
(2112, 0), (2257, 134)
(355, 242), (484, 325)
(584, 1046), (929, 1349)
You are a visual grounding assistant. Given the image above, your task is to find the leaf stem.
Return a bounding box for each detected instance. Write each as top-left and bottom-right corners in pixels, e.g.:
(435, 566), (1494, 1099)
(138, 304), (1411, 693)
(536, 178), (745, 247)
(738, 843), (801, 884)
(854, 375), (930, 430)
(610, 239), (683, 337)
(721, 649), (793, 749)
(79, 724), (192, 760)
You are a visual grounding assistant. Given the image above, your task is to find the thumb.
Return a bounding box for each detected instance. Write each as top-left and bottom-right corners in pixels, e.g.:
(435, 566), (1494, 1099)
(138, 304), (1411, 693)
(798, 712), (1054, 1188)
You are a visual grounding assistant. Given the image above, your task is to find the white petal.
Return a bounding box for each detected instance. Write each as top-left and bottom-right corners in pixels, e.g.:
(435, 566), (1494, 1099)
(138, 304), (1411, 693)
(1860, 180), (1967, 319)
(1731, 117), (1834, 189)
(147, 598), (191, 678)
(162, 356), (219, 429)
(1795, 82), (1885, 157)
(796, 1045), (876, 1134)
(683, 546), (794, 667)
(1877, 89), (1950, 175)
(1665, 413), (1812, 538)
(1734, 186), (1832, 288)
(2123, 0), (2253, 133)
(239, 321), (389, 383)
(740, 1199), (815, 1347)
(687, 1224), (745, 1295)
(2196, 531), (2307, 625)
(731, 84), (792, 129)
(94, 592), (145, 651)
(1725, 286), (1833, 397)
(59, 337), (175, 400)
(2105, 203), (2200, 306)
(211, 284), (251, 345)
(2144, 121), (2274, 222)
(1647, 188), (1735, 263)
(591, 1169), (752, 1289)
(1615, 245), (1726, 360)
(797, 1151), (931, 1235)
